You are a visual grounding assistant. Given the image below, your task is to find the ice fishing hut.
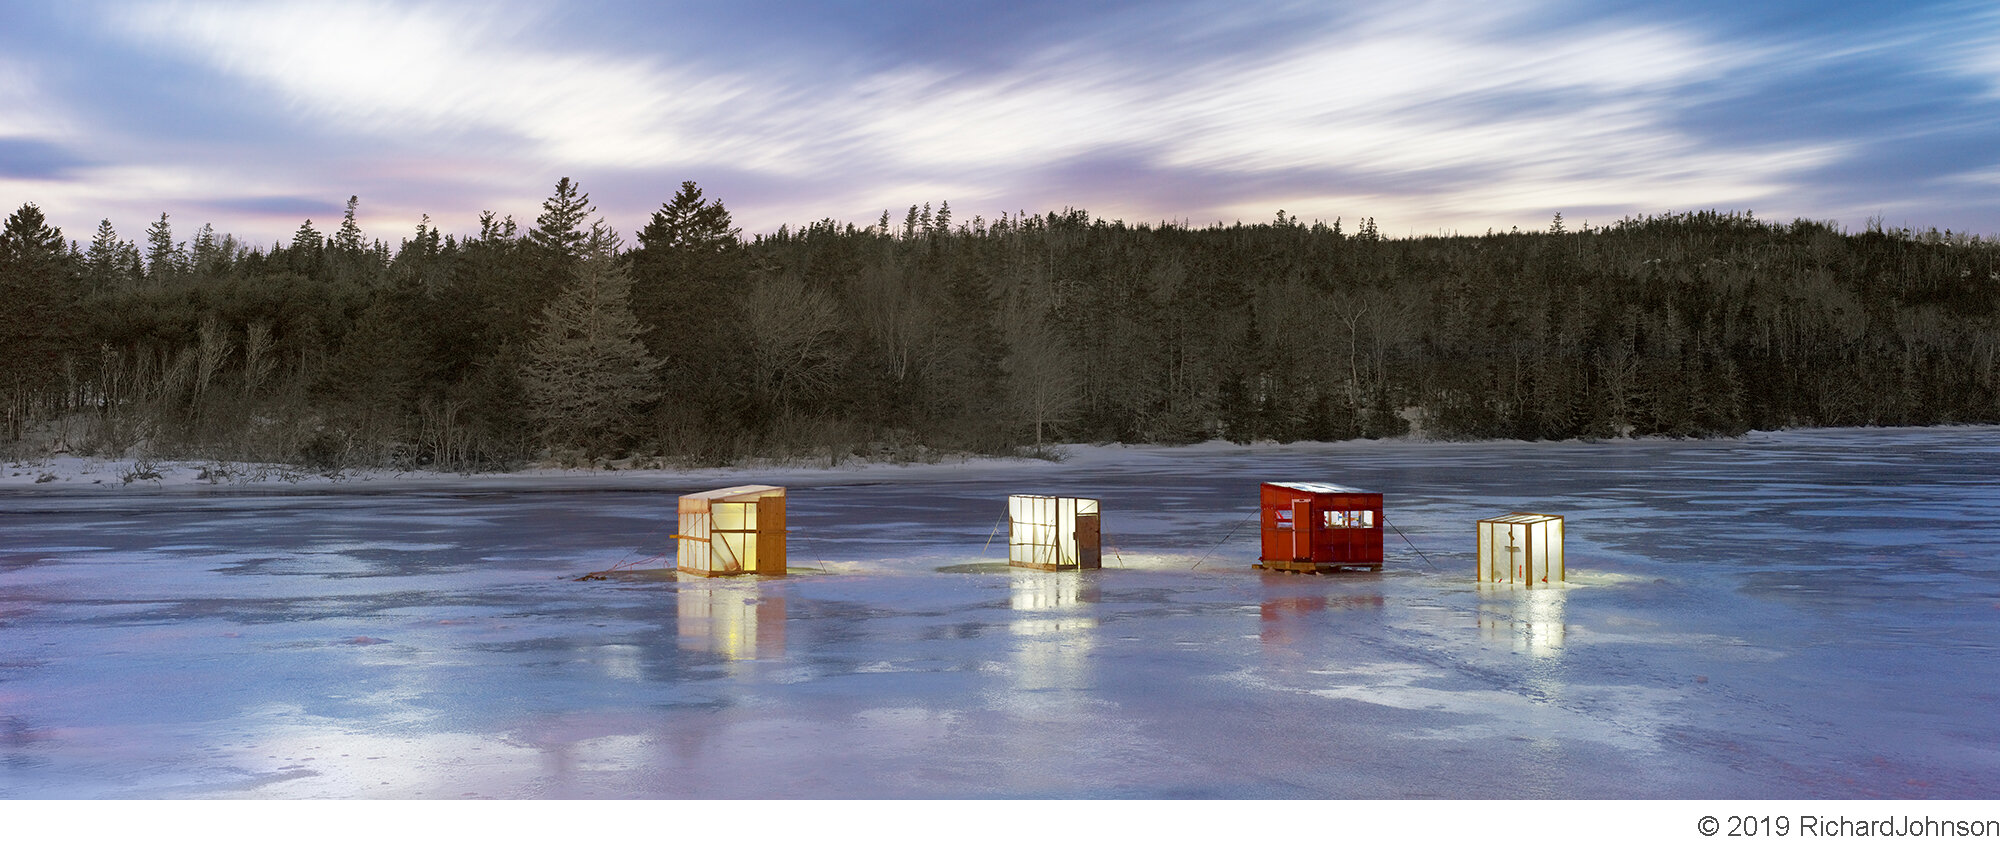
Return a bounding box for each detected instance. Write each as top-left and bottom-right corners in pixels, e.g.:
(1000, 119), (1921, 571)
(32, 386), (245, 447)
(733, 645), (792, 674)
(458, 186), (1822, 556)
(1257, 482), (1383, 572)
(677, 485), (787, 577)
(1476, 513), (1564, 587)
(1008, 495), (1101, 570)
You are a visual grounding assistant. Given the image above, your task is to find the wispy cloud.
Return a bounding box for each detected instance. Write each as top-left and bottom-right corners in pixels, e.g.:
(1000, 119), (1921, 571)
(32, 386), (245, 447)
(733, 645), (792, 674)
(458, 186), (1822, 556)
(1, 0), (1993, 244)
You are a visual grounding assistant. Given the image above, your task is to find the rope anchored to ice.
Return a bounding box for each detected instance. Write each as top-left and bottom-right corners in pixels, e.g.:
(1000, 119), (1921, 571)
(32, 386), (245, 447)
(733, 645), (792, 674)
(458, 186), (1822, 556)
(1192, 510), (1258, 569)
(1384, 517), (1438, 570)
(573, 533), (700, 580)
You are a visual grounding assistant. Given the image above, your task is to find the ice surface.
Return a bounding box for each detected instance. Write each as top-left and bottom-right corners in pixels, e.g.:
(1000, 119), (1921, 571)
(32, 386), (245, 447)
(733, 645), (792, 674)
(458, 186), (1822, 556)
(2, 428), (1997, 798)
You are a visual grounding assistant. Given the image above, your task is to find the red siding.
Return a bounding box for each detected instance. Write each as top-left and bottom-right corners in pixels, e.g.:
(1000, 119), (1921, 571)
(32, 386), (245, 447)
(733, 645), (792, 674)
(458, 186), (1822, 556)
(1258, 483), (1384, 566)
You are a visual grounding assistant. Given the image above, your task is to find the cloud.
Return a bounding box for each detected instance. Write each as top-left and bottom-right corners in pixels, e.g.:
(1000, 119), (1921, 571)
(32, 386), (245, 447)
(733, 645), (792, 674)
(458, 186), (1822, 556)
(199, 195), (345, 219)
(9, 0), (1990, 243)
(115, 2), (754, 169)
(0, 138), (89, 180)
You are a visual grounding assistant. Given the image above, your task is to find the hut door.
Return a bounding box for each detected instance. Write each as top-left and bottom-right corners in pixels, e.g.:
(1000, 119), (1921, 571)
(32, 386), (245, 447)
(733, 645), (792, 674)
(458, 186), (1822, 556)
(1291, 498), (1314, 561)
(1075, 513), (1101, 568)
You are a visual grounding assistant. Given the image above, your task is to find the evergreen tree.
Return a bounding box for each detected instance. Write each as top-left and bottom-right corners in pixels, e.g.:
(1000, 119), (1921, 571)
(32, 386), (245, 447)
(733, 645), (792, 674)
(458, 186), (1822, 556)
(144, 212), (183, 285)
(636, 181), (739, 253)
(335, 196), (364, 253)
(190, 223), (226, 279)
(292, 219), (323, 252)
(528, 177), (593, 263)
(627, 180), (748, 441)
(287, 219), (325, 278)
(85, 218), (124, 290)
(0, 203), (67, 275)
(0, 203), (76, 440)
(520, 224), (660, 455)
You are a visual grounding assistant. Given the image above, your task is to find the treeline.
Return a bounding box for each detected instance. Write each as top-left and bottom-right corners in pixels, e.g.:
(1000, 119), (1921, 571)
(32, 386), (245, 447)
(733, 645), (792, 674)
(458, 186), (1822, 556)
(3, 180), (1998, 470)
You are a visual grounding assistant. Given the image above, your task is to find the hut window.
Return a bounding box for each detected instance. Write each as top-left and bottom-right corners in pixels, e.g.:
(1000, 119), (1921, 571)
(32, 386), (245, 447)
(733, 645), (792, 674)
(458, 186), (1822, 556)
(1323, 510), (1375, 529)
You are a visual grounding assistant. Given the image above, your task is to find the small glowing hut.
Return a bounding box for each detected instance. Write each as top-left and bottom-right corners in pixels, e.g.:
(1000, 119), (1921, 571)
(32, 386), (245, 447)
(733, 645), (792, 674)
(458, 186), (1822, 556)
(1007, 495), (1101, 570)
(1257, 482), (1384, 572)
(1476, 512), (1564, 587)
(677, 485), (787, 577)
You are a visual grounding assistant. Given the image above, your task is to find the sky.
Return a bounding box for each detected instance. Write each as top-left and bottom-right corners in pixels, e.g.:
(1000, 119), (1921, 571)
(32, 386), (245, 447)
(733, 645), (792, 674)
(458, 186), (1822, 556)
(3, 0), (2000, 250)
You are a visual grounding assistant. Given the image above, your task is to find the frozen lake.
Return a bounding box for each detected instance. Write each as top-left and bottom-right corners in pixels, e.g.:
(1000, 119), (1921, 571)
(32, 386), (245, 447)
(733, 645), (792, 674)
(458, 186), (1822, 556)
(2, 428), (1996, 799)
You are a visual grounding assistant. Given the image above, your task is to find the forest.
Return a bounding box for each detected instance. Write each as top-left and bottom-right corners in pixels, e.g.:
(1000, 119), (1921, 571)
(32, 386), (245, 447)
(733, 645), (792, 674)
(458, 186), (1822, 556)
(2, 179), (1997, 471)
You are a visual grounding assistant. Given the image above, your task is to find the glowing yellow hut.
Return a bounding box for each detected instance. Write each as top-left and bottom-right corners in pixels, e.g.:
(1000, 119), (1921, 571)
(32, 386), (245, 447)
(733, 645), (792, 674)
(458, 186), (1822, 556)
(1476, 512), (1564, 587)
(1007, 495), (1101, 570)
(677, 485), (787, 577)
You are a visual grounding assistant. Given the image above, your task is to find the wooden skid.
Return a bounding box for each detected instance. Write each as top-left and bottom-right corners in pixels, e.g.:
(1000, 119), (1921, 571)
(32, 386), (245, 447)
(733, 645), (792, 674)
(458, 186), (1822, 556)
(1255, 560), (1383, 574)
(676, 566), (755, 578)
(1008, 560), (1101, 571)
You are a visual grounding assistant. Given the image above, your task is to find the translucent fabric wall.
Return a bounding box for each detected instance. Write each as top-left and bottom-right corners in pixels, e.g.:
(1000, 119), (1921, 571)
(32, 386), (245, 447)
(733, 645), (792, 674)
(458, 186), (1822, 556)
(1008, 495), (1101, 570)
(1476, 513), (1564, 587)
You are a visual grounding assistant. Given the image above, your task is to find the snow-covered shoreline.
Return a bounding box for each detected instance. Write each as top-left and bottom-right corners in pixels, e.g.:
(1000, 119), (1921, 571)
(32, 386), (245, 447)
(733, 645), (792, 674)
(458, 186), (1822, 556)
(0, 437), (1451, 493)
(3, 425), (1988, 494)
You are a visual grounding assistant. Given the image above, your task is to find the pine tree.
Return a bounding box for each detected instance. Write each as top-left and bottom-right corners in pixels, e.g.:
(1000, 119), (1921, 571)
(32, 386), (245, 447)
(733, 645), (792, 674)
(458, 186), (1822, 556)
(529, 177), (593, 263)
(520, 224), (661, 455)
(144, 212), (183, 285)
(288, 218), (325, 278)
(634, 181), (739, 253)
(85, 218), (123, 290)
(0, 203), (76, 440)
(627, 180), (747, 432)
(190, 223), (225, 279)
(292, 219), (323, 251)
(335, 196), (364, 253)
(0, 203), (66, 275)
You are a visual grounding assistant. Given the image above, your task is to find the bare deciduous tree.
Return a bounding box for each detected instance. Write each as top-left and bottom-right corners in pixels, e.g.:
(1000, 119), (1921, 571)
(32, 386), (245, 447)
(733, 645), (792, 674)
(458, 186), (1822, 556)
(744, 275), (842, 417)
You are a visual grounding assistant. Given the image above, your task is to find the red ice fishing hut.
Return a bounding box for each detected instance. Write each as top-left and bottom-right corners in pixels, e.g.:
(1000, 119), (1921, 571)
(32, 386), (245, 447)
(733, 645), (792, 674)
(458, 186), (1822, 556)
(1257, 482), (1384, 573)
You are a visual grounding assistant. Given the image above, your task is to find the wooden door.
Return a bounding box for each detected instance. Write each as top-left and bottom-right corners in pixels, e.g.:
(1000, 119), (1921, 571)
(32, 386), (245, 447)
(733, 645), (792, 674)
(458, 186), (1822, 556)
(756, 495), (787, 576)
(1074, 513), (1101, 569)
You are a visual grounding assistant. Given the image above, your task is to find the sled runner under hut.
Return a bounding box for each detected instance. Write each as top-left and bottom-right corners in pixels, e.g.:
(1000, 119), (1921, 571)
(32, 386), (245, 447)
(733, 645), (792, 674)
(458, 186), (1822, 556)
(1256, 482), (1384, 573)
(1007, 495), (1102, 570)
(677, 485), (787, 577)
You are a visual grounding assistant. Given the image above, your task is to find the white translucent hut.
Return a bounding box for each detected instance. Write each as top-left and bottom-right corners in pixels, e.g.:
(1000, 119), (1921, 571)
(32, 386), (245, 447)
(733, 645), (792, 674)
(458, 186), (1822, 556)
(1008, 495), (1101, 570)
(677, 485), (787, 577)
(1476, 512), (1564, 587)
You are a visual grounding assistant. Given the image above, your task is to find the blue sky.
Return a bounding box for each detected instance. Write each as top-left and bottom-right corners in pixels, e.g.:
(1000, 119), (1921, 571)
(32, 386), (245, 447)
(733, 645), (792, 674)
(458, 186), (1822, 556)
(3, 0), (1999, 249)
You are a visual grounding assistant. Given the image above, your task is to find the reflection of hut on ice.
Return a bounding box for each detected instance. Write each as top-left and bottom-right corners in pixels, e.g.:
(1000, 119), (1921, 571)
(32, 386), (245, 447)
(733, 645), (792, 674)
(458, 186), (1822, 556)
(677, 485), (787, 577)
(1477, 584), (1567, 656)
(1007, 495), (1101, 570)
(678, 583), (786, 660)
(1256, 482), (1384, 573)
(1476, 513), (1564, 587)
